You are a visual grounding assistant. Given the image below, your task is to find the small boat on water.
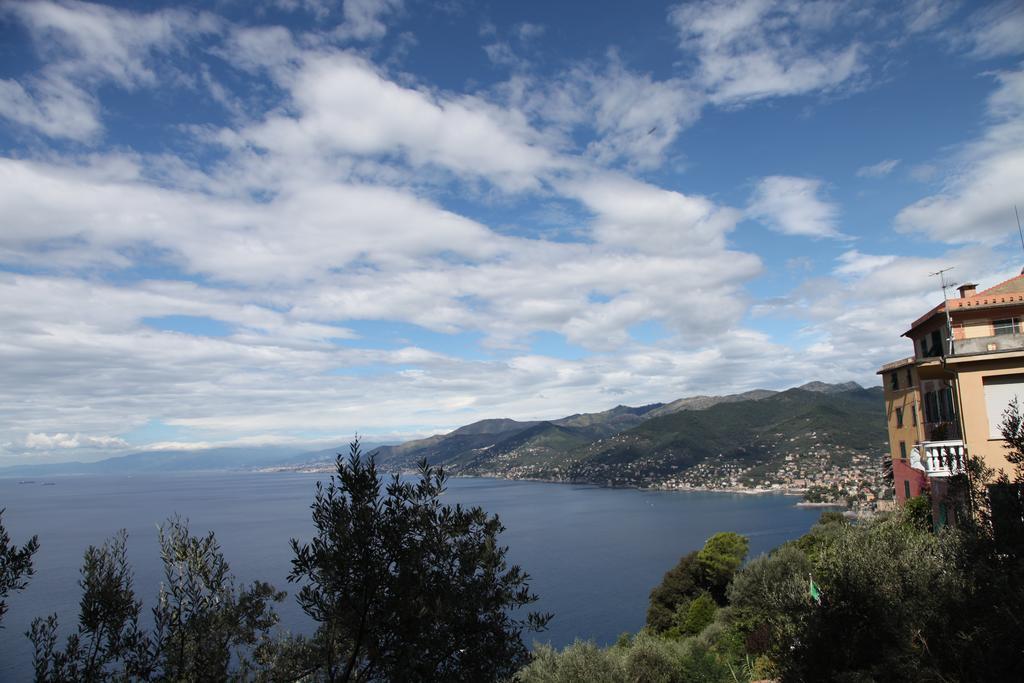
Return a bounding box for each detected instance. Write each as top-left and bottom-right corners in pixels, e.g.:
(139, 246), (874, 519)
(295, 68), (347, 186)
(18, 480), (35, 484)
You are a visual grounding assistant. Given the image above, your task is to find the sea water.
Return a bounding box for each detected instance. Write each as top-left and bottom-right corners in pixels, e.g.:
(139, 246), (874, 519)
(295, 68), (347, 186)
(0, 472), (823, 680)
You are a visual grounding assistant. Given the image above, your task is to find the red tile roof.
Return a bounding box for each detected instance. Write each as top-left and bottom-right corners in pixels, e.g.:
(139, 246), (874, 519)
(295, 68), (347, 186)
(905, 272), (1024, 335)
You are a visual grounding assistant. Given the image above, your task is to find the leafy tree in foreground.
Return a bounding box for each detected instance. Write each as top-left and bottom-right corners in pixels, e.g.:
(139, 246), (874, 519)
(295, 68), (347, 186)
(695, 532), (748, 603)
(783, 514), (968, 682)
(288, 439), (551, 682)
(30, 519), (284, 682)
(0, 507), (39, 628)
(29, 530), (150, 682)
(646, 532), (748, 634)
(150, 516), (285, 681)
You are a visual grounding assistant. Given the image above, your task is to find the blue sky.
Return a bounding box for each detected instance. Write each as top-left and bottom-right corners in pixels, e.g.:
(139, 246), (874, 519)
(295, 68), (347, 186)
(1, 0), (1023, 463)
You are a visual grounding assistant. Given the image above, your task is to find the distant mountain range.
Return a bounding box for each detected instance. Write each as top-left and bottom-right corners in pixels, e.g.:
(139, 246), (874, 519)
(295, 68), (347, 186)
(0, 443), (387, 478)
(0, 382), (883, 487)
(358, 381), (885, 489)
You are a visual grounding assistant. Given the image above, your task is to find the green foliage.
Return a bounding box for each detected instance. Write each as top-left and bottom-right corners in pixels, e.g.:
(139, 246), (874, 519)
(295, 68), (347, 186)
(646, 552), (700, 633)
(516, 640), (623, 682)
(695, 532), (748, 602)
(782, 513), (968, 681)
(573, 387), (885, 481)
(999, 396), (1024, 480)
(903, 493), (933, 531)
(727, 544), (812, 664)
(802, 484), (844, 503)
(675, 593), (717, 638)
(30, 520), (284, 682)
(789, 510), (848, 564)
(514, 633), (732, 683)
(150, 516), (285, 681)
(288, 439), (550, 682)
(0, 507), (38, 628)
(647, 534), (748, 634)
(29, 531), (151, 682)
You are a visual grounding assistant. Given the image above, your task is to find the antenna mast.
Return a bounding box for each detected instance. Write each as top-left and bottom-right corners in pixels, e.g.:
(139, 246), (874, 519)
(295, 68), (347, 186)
(1016, 205), (1024, 258)
(930, 267), (956, 356)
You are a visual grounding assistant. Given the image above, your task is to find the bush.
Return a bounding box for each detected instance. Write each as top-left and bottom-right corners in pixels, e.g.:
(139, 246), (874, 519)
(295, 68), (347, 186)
(781, 514), (966, 681)
(515, 633), (732, 683)
(515, 640), (623, 682)
(903, 493), (933, 531)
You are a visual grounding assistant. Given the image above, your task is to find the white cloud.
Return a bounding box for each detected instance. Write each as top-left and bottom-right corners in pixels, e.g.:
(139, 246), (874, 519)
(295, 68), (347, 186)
(495, 55), (704, 170)
(834, 250), (897, 276)
(0, 156), (502, 283)
(960, 1), (1024, 59)
(562, 171), (743, 254)
(242, 53), (563, 191)
(24, 432), (128, 449)
(581, 58), (704, 169)
(0, 76), (99, 141)
(896, 67), (1024, 244)
(668, 0), (865, 105)
(0, 0), (219, 140)
(856, 159), (900, 178)
(0, 3), (927, 463)
(747, 176), (843, 238)
(902, 0), (960, 34)
(753, 246), (1009, 386)
(337, 0), (403, 40)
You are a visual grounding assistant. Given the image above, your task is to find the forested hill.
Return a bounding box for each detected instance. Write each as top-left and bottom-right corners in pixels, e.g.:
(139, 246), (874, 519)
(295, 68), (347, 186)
(365, 383), (886, 490)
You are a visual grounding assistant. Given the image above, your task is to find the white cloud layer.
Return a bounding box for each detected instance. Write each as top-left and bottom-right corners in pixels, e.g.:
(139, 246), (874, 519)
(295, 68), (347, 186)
(856, 159), (900, 178)
(669, 0), (865, 104)
(0, 0), (1019, 463)
(0, 0), (219, 140)
(897, 67), (1024, 244)
(747, 176), (842, 238)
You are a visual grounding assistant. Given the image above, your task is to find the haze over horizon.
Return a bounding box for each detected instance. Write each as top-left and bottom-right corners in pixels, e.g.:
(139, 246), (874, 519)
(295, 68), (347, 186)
(2, 0), (1023, 464)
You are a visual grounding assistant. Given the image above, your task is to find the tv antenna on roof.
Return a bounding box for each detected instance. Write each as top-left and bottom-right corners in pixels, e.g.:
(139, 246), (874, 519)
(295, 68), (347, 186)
(1016, 205), (1024, 257)
(931, 267), (956, 355)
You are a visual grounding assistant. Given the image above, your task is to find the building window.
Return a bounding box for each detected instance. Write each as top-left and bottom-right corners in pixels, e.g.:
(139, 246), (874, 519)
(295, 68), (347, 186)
(983, 375), (1024, 438)
(925, 391), (939, 423)
(899, 441), (907, 459)
(994, 318), (1019, 336)
(906, 368), (913, 386)
(923, 329), (943, 357)
(890, 372), (899, 390)
(941, 387), (955, 421)
(912, 404), (918, 427)
(904, 480), (911, 500)
(896, 407), (904, 427)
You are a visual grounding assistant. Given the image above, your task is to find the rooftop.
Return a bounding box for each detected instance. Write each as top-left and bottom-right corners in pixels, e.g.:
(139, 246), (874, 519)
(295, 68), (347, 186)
(905, 271), (1024, 336)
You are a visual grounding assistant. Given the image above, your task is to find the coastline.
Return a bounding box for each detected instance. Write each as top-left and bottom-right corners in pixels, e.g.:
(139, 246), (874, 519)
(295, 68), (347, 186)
(259, 465), (809, 499)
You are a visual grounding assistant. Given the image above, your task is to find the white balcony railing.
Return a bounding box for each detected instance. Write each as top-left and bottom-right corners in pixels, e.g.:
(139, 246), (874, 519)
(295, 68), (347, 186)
(921, 440), (967, 477)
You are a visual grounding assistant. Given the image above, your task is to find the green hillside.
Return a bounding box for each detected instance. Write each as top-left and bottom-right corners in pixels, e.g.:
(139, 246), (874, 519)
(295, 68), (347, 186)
(541, 387), (885, 487)
(365, 383), (887, 493)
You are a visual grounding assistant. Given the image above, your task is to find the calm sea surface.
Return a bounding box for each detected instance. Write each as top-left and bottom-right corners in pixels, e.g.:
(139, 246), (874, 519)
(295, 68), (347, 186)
(0, 473), (822, 680)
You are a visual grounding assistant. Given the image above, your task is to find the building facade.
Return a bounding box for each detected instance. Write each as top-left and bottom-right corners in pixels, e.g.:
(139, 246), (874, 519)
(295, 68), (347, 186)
(879, 272), (1024, 511)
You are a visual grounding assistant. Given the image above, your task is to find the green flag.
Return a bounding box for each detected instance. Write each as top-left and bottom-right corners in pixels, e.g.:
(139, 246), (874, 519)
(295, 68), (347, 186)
(809, 575), (822, 605)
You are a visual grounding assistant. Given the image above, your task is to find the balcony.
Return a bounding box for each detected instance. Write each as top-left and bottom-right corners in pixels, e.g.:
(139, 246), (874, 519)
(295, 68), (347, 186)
(920, 440), (967, 477)
(952, 333), (1024, 356)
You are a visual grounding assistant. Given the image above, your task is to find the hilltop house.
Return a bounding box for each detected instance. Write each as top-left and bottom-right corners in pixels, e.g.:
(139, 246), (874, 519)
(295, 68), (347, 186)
(879, 270), (1024, 522)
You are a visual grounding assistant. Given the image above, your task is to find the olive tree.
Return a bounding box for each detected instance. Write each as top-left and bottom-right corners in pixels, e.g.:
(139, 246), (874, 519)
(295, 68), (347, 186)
(0, 508), (38, 628)
(287, 439), (551, 682)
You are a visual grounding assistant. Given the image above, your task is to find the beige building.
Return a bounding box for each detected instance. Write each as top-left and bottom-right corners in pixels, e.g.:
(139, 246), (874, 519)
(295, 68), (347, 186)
(879, 272), (1024, 509)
